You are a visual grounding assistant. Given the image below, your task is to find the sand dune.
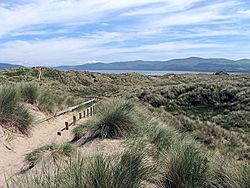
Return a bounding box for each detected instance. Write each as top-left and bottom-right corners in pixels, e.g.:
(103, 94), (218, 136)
(0, 106), (87, 186)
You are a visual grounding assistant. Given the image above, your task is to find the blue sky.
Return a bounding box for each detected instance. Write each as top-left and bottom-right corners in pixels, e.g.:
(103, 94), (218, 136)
(0, 0), (250, 66)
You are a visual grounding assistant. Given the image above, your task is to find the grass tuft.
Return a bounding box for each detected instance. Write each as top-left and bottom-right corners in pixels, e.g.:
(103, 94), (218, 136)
(159, 141), (209, 188)
(209, 156), (250, 188)
(9, 146), (155, 188)
(24, 143), (75, 171)
(73, 98), (141, 144)
(20, 83), (39, 104)
(147, 118), (177, 154)
(0, 85), (32, 134)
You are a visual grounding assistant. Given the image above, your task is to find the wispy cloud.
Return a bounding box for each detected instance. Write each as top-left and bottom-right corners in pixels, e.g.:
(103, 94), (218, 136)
(238, 10), (250, 15)
(121, 0), (203, 16)
(0, 36), (224, 66)
(0, 0), (249, 65)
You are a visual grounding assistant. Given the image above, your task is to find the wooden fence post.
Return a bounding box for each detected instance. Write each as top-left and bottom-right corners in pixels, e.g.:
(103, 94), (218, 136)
(73, 115), (76, 124)
(92, 104), (95, 115)
(83, 110), (86, 118)
(87, 108), (89, 117)
(79, 112), (82, 119)
(90, 106), (93, 116)
(65, 122), (69, 130)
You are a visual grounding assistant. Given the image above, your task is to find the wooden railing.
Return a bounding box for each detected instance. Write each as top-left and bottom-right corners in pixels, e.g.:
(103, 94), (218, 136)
(56, 98), (102, 136)
(36, 98), (97, 124)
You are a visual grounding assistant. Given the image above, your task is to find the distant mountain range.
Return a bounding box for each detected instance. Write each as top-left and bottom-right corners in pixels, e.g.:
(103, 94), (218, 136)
(1, 57), (250, 72)
(0, 63), (22, 70)
(54, 57), (250, 72)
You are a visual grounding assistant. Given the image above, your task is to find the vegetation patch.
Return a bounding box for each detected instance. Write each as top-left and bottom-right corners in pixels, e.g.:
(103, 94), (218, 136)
(20, 83), (39, 104)
(0, 85), (32, 134)
(9, 145), (155, 188)
(23, 143), (75, 171)
(3, 68), (28, 77)
(158, 141), (209, 188)
(1, 68), (250, 187)
(73, 98), (142, 144)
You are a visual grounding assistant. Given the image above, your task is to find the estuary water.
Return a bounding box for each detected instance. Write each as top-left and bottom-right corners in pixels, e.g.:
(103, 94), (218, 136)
(84, 70), (216, 75)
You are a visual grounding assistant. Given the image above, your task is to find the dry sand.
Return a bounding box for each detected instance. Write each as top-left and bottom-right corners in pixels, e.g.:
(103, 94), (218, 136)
(0, 106), (86, 187)
(0, 104), (124, 187)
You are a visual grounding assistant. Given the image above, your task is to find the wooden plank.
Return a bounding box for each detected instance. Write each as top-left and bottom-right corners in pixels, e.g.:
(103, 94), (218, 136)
(55, 98), (102, 135)
(37, 98), (96, 123)
(56, 98), (95, 116)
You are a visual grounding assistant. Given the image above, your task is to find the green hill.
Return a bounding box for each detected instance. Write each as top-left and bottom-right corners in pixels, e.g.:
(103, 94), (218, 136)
(55, 57), (250, 72)
(0, 63), (22, 70)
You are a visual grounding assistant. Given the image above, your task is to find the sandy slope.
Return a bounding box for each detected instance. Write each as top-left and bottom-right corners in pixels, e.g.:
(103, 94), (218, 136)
(0, 108), (86, 187)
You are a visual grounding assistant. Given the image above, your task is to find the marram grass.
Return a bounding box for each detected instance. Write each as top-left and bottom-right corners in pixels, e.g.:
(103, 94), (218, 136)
(0, 85), (32, 134)
(73, 98), (142, 144)
(8, 145), (155, 188)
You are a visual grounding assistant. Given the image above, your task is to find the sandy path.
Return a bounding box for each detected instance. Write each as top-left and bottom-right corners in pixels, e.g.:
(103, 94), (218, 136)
(0, 111), (87, 187)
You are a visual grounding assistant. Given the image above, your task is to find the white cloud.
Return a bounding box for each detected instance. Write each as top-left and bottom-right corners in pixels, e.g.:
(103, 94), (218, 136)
(149, 1), (238, 28)
(238, 10), (250, 15)
(0, 34), (225, 66)
(0, 0), (249, 65)
(122, 0), (203, 16)
(0, 0), (193, 37)
(0, 0), (234, 37)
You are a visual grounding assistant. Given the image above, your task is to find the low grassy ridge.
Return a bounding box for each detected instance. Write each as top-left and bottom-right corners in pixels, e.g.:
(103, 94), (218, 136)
(8, 98), (250, 188)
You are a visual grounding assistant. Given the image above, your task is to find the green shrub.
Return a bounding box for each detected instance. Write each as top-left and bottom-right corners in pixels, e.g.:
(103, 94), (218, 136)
(20, 83), (39, 104)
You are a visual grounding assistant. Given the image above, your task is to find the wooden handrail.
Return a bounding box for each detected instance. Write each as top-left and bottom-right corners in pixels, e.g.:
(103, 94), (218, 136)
(56, 98), (95, 116)
(58, 103), (96, 134)
(36, 98), (98, 123)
